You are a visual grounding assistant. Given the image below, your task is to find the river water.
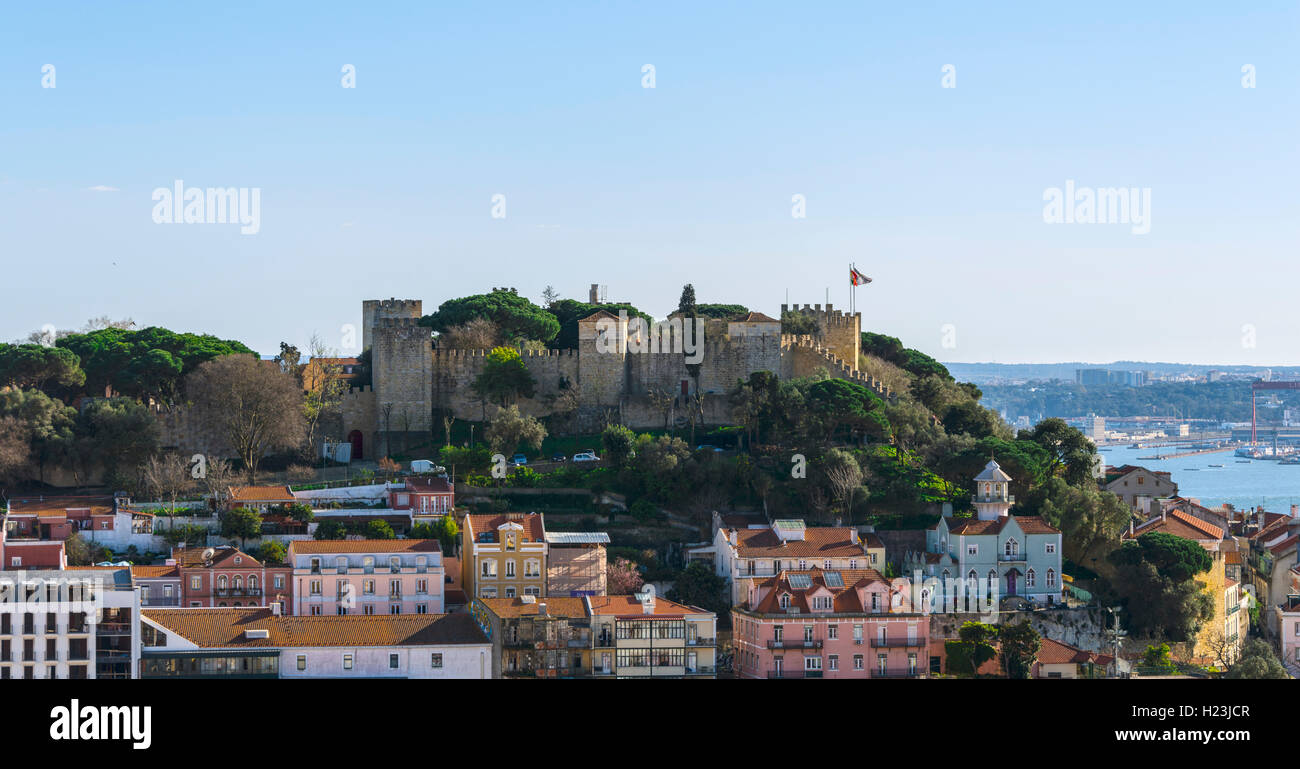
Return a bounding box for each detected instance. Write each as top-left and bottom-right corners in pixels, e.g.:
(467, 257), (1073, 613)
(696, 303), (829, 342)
(1099, 444), (1300, 512)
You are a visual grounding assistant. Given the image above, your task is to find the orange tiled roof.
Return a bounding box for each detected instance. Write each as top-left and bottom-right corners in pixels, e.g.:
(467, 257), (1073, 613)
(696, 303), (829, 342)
(288, 539), (442, 555)
(735, 311), (779, 323)
(405, 477), (453, 494)
(948, 515), (1060, 536)
(751, 567), (891, 614)
(228, 485), (296, 503)
(1036, 637), (1113, 666)
(477, 597), (589, 618)
(731, 526), (868, 558)
(588, 594), (710, 617)
(142, 608), (487, 647)
(1125, 510), (1224, 541)
(172, 546), (265, 569)
(131, 565), (180, 579)
(7, 495), (116, 516)
(465, 513), (545, 542)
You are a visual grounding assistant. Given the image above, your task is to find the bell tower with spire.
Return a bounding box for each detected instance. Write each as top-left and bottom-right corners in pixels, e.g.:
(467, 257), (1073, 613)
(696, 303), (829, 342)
(972, 459), (1014, 521)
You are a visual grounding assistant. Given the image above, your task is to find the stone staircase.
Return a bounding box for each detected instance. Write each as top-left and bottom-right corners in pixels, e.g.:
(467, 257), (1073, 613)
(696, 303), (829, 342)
(781, 334), (894, 400)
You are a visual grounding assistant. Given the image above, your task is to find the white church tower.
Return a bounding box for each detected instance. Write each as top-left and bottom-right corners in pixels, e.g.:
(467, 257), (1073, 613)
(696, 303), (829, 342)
(972, 459), (1014, 521)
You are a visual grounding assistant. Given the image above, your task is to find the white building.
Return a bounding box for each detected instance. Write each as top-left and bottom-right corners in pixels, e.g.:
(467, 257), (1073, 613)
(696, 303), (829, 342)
(140, 607), (490, 678)
(0, 567), (140, 680)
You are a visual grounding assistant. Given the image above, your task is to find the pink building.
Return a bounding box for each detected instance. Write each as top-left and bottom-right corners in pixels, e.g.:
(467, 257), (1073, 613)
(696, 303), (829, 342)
(732, 567), (929, 679)
(389, 477), (455, 523)
(289, 539), (445, 616)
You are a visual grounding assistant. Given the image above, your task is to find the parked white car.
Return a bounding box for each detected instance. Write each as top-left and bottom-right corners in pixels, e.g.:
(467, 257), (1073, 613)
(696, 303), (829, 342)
(572, 451), (600, 462)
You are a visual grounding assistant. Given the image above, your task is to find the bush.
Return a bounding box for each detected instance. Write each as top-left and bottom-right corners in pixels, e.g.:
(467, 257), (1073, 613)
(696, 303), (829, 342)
(629, 499), (664, 524)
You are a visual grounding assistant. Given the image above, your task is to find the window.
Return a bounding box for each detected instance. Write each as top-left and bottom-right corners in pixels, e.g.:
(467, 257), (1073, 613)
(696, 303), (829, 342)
(190, 576), (202, 590)
(416, 579), (428, 594)
(363, 604), (375, 615)
(274, 575), (284, 589)
(431, 653), (443, 669)
(417, 604), (427, 614)
(363, 580), (375, 595)
(827, 624), (838, 640)
(524, 559), (540, 578)
(1046, 569), (1056, 588)
(798, 559), (807, 570)
(1004, 539), (1019, 556)
(1026, 569), (1036, 588)
(853, 654), (863, 670)
(390, 556), (401, 572)
(823, 559), (832, 569)
(967, 544), (978, 556)
(804, 656), (822, 671)
(343, 654), (353, 670)
(853, 624), (863, 643)
(779, 593), (790, 609)
(848, 559), (857, 569)
(523, 586), (540, 596)
(506, 560), (516, 578)
(389, 653), (399, 669)
(296, 655), (306, 671)
(309, 580), (321, 596)
(828, 654), (839, 671)
(310, 558), (321, 572)
(481, 560), (497, 578)
(310, 605), (322, 616)
(871, 593), (881, 612)
(390, 604), (401, 615)
(389, 579), (401, 596)
(1045, 543), (1057, 555)
(505, 587), (516, 598)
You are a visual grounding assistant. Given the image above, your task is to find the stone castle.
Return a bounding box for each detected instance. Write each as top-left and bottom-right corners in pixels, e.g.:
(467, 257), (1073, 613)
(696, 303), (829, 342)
(341, 294), (892, 457)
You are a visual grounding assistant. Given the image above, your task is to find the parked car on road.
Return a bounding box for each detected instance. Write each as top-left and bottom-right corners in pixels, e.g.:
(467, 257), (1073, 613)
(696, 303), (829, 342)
(551, 453), (567, 462)
(511, 454), (528, 466)
(572, 451), (600, 462)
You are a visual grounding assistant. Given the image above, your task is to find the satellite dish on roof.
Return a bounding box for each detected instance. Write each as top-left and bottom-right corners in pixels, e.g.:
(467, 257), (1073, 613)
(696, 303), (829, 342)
(201, 547), (216, 562)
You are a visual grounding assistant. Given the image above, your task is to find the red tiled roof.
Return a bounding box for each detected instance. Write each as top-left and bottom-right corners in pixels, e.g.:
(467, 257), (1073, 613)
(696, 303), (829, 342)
(142, 608), (487, 648)
(465, 513), (545, 542)
(1125, 510), (1224, 541)
(227, 485), (295, 503)
(404, 477), (453, 494)
(288, 539), (441, 555)
(588, 594), (710, 617)
(948, 515), (1060, 536)
(131, 565), (179, 579)
(731, 526), (868, 558)
(477, 597), (589, 618)
(750, 567), (890, 614)
(1036, 637), (1114, 667)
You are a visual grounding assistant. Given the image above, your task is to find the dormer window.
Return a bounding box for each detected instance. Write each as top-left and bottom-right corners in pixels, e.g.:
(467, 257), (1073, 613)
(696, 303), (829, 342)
(779, 593), (791, 609)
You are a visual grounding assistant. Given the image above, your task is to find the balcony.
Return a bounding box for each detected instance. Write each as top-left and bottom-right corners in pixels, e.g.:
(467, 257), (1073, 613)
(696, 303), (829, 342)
(140, 597), (181, 607)
(1226, 605), (1241, 616)
(870, 637), (924, 648)
(685, 666), (717, 675)
(997, 553), (1027, 563)
(214, 588), (262, 597)
(95, 622), (131, 636)
(766, 669), (823, 679)
(767, 639), (823, 650)
(972, 494), (1015, 505)
(686, 637), (716, 647)
(872, 668), (924, 678)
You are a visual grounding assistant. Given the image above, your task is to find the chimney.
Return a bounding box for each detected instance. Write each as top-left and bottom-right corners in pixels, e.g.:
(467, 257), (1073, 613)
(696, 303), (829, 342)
(642, 594), (655, 615)
(270, 601), (282, 616)
(729, 530), (737, 547)
(1129, 519), (1134, 537)
(942, 503), (953, 519)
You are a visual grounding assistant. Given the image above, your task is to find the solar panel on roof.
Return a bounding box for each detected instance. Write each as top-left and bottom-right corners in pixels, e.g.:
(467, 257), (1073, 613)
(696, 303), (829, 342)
(788, 574), (812, 589)
(822, 571), (844, 588)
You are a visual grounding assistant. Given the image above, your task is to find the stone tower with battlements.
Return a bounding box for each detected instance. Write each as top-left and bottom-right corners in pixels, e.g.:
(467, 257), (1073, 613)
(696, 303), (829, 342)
(779, 303), (861, 371)
(362, 298), (423, 353)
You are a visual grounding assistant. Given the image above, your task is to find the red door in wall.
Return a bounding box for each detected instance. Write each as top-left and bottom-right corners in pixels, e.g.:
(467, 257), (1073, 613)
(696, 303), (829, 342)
(348, 430), (364, 460)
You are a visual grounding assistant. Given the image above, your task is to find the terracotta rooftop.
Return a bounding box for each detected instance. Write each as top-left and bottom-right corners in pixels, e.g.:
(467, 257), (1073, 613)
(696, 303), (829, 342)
(1125, 510), (1224, 541)
(131, 565), (180, 579)
(172, 546), (266, 569)
(751, 567), (891, 614)
(228, 485), (296, 503)
(404, 477), (453, 494)
(1036, 637), (1114, 667)
(288, 539), (442, 555)
(729, 526), (869, 559)
(465, 513), (545, 542)
(948, 515), (1060, 536)
(143, 608), (488, 648)
(588, 594), (710, 617)
(734, 311), (779, 323)
(6, 495), (116, 516)
(477, 596), (589, 619)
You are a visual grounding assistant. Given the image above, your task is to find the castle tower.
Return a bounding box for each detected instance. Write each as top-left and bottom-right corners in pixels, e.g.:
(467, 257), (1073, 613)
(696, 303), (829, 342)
(371, 317), (433, 454)
(576, 309), (627, 406)
(779, 303), (861, 373)
(362, 298), (423, 353)
(972, 460), (1013, 521)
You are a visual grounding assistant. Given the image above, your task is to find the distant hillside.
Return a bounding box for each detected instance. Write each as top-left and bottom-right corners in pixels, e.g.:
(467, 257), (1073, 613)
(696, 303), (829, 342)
(944, 361), (1300, 385)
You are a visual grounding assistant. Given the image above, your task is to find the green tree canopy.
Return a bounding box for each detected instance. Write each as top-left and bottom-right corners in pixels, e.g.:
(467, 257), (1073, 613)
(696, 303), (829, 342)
(420, 290), (559, 344)
(57, 326), (253, 401)
(0, 344), (85, 390)
(547, 299), (651, 350)
(472, 347), (538, 406)
(221, 507), (263, 549)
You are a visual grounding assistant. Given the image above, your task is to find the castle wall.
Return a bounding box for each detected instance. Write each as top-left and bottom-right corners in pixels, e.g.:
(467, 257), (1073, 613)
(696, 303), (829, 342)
(780, 303), (861, 373)
(372, 318), (434, 447)
(341, 385), (377, 457)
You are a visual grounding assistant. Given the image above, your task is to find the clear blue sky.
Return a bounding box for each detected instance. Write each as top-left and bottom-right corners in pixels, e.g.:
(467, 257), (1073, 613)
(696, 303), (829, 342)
(2, 1), (1297, 364)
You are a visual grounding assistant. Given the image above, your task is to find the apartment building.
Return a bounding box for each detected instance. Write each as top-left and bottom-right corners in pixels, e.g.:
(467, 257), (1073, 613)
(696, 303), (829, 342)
(712, 518), (885, 604)
(472, 595), (593, 678)
(461, 513), (547, 599)
(389, 476), (456, 523)
(0, 567), (139, 680)
(140, 607), (490, 678)
(133, 564), (181, 608)
(588, 589), (717, 678)
(288, 539), (445, 616)
(174, 546), (292, 614)
(732, 567), (929, 679)
(545, 532), (609, 596)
